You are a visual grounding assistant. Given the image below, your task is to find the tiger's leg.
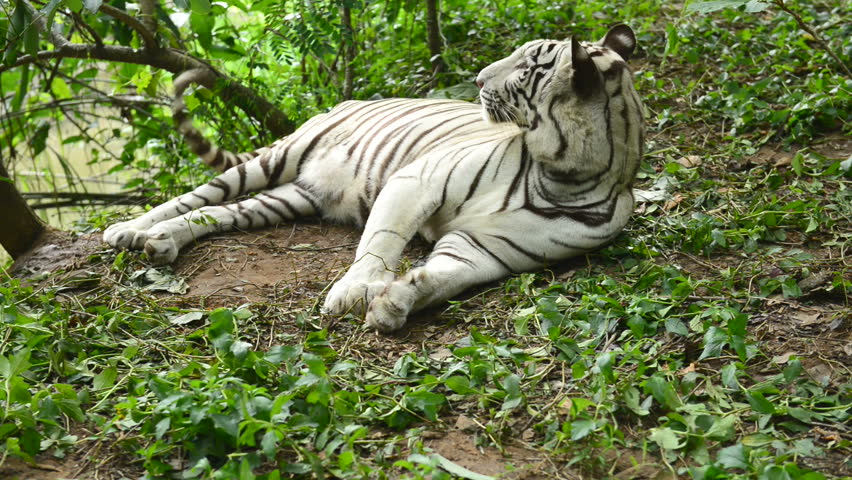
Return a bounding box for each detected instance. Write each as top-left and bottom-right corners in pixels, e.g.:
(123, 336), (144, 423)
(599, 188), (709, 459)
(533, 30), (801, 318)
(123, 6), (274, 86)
(104, 154), (296, 252)
(364, 231), (513, 332)
(321, 178), (432, 316)
(141, 182), (318, 264)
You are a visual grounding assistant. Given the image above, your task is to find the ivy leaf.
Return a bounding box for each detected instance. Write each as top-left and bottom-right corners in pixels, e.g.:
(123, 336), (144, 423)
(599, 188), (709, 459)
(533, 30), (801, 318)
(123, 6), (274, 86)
(212, 413), (240, 439)
(791, 438), (823, 457)
(646, 375), (682, 410)
(623, 386), (650, 416)
(570, 419), (597, 441)
(170, 311), (204, 326)
(231, 340), (252, 362)
(0, 348), (31, 379)
(155, 417), (170, 439)
(500, 374), (523, 411)
(190, 12), (213, 49)
(649, 427), (683, 450)
(699, 326), (728, 360)
(261, 430), (280, 458)
(93, 366), (117, 391)
(687, 1), (744, 13)
(744, 0), (770, 12)
(717, 443), (749, 469)
(705, 415), (736, 441)
(83, 0), (102, 14)
(665, 318), (689, 336)
(405, 390), (445, 421)
(64, 0), (83, 12)
(432, 453), (496, 480)
(208, 309), (235, 352)
(445, 376), (477, 395)
(19, 428), (42, 457)
(721, 362), (740, 389)
(742, 433), (775, 447)
(746, 390), (776, 415)
(52, 385), (85, 422)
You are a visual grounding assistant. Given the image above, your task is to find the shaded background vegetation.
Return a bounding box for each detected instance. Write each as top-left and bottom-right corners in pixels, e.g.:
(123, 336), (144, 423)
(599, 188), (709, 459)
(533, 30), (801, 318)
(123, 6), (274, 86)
(1, 0), (848, 230)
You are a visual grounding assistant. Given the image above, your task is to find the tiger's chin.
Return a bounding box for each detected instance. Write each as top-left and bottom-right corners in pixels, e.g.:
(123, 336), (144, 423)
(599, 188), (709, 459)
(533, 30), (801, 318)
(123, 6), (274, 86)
(482, 111), (529, 129)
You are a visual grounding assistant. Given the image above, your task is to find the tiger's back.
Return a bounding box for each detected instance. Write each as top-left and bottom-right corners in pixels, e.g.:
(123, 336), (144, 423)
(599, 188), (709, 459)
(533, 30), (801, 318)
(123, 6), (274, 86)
(288, 98), (522, 225)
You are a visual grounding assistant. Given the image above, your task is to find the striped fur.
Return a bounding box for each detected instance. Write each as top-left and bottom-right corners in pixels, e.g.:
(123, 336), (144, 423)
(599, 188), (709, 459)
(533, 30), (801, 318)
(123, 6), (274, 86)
(103, 24), (644, 331)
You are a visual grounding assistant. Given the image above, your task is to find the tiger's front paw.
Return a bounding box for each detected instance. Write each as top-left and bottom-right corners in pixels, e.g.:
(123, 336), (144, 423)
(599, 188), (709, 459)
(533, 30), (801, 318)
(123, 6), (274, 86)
(143, 226), (179, 265)
(103, 221), (148, 250)
(322, 279), (389, 316)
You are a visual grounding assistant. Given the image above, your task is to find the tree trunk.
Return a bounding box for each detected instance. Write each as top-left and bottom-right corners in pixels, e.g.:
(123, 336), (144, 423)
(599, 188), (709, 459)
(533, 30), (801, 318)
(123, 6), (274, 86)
(0, 159), (46, 259)
(425, 0), (445, 89)
(341, 6), (356, 100)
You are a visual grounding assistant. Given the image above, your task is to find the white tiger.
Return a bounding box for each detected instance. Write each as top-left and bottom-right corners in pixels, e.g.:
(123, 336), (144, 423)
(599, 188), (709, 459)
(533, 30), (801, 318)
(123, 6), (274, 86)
(103, 24), (644, 332)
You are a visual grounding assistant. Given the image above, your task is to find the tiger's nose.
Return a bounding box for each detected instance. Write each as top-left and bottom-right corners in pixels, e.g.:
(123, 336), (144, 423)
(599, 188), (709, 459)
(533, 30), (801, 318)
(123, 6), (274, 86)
(476, 80), (484, 89)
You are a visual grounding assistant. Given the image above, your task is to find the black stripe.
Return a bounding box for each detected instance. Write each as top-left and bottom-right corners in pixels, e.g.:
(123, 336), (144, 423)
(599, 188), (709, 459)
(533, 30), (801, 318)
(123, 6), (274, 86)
(373, 105), (478, 192)
(358, 196), (370, 224)
(297, 100), (408, 177)
(351, 102), (429, 176)
(236, 203), (254, 229)
(489, 234), (546, 264)
(253, 204), (272, 226)
(236, 164), (247, 196)
(264, 193), (300, 218)
(368, 229), (406, 244)
(456, 143), (502, 215)
(255, 195), (289, 221)
(209, 150), (224, 169)
(268, 144), (293, 188)
(459, 231), (515, 273)
(293, 184), (321, 213)
(260, 156), (271, 178)
(176, 199), (192, 214)
(430, 251), (476, 268)
(209, 178), (231, 199)
(499, 143), (531, 211)
(190, 191), (211, 203)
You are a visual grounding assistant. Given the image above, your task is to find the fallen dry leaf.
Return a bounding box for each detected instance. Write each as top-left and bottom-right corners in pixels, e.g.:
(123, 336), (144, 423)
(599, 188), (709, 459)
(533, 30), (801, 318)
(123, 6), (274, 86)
(792, 309), (822, 326)
(663, 194), (685, 211)
(677, 155), (702, 168)
(678, 362), (697, 375)
(772, 351), (797, 364)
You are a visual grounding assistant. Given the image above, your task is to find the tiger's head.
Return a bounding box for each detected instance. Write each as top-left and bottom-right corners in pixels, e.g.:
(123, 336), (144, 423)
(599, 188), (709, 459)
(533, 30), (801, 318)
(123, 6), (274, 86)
(476, 24), (637, 129)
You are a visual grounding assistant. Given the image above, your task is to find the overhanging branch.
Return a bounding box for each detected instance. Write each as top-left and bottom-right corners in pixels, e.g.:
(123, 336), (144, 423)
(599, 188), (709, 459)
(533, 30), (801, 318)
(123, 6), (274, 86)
(11, 0), (295, 137)
(99, 4), (159, 50)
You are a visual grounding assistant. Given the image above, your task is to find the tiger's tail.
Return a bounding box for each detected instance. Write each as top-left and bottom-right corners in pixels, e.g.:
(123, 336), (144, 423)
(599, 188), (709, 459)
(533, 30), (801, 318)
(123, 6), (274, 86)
(172, 69), (269, 172)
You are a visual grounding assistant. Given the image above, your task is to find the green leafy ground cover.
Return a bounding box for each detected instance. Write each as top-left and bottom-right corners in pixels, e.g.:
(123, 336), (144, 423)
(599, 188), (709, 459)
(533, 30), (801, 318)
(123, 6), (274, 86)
(1, 0), (851, 479)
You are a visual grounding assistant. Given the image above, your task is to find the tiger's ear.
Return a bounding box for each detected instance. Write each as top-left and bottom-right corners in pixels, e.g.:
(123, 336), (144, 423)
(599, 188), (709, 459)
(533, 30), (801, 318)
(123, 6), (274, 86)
(571, 37), (602, 98)
(601, 24), (636, 60)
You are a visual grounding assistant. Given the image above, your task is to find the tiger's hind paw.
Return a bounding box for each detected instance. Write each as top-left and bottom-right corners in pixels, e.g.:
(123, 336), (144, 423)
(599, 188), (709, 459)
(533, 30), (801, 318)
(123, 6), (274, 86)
(365, 295), (408, 332)
(322, 279), (389, 316)
(143, 227), (180, 265)
(103, 221), (148, 250)
(365, 281), (417, 332)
